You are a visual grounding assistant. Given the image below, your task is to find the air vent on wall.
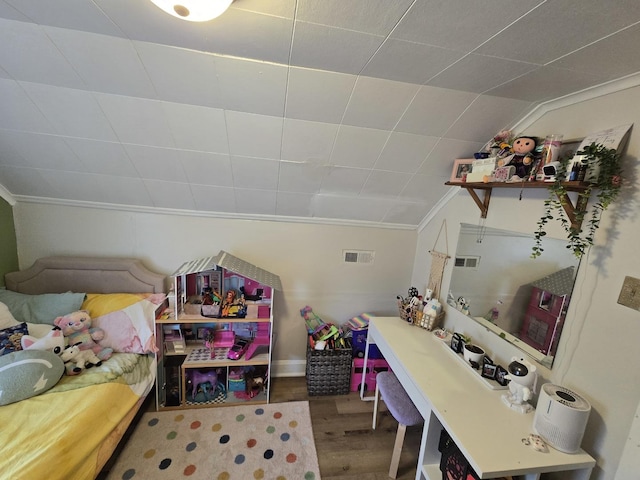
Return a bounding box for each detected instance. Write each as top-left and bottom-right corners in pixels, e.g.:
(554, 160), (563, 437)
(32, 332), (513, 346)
(343, 250), (375, 265)
(454, 256), (480, 269)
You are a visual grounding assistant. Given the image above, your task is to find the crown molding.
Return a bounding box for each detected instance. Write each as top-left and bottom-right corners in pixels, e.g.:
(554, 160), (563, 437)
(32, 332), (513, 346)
(0, 183), (16, 206)
(12, 195), (416, 231)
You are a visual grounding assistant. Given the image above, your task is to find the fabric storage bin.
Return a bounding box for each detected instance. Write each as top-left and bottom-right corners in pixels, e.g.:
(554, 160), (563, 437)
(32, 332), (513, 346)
(306, 343), (352, 396)
(351, 328), (383, 359)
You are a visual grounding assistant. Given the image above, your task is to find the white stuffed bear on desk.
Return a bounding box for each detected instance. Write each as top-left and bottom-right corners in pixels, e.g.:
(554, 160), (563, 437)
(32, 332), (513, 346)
(501, 356), (537, 414)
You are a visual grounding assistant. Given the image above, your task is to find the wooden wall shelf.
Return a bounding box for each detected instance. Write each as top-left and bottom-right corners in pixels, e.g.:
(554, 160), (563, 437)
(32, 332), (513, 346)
(445, 181), (591, 230)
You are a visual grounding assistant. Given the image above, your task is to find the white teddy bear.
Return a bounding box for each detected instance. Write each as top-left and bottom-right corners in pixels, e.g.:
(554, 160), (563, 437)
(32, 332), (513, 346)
(59, 343), (102, 375)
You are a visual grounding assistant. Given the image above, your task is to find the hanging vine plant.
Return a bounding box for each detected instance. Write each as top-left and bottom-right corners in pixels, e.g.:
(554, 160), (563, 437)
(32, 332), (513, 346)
(531, 142), (623, 259)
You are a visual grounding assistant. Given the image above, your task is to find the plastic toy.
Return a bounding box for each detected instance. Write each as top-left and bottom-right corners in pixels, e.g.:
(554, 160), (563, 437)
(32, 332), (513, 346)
(299, 306), (338, 341)
(501, 356), (538, 413)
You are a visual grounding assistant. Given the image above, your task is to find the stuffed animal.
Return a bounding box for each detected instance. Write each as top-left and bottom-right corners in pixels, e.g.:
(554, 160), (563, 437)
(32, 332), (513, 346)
(21, 326), (66, 355)
(54, 310), (113, 361)
(59, 343), (102, 375)
(497, 136), (538, 179)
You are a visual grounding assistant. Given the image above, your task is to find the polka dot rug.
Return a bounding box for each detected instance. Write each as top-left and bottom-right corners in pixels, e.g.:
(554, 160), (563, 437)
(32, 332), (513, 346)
(106, 401), (320, 480)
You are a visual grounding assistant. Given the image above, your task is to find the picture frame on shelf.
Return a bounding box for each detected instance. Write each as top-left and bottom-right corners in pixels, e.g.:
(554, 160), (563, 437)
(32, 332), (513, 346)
(450, 159), (474, 182)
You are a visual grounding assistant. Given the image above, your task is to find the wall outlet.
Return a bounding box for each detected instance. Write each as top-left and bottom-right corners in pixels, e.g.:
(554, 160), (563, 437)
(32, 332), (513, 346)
(617, 276), (640, 311)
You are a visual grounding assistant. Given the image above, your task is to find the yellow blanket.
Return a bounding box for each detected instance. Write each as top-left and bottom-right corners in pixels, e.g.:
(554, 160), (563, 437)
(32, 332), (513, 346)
(0, 354), (154, 480)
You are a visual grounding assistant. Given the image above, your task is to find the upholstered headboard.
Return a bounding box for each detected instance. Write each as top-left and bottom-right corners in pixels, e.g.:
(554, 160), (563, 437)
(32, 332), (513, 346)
(5, 256), (166, 294)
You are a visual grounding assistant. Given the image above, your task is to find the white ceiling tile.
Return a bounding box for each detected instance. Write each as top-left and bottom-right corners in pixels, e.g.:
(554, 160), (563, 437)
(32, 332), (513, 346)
(396, 86), (477, 137)
(215, 56), (288, 117)
(319, 167), (369, 195)
(0, 130), (28, 166)
(427, 54), (539, 94)
(291, 22), (384, 75)
(312, 194), (388, 222)
(0, 79), (54, 133)
(230, 156), (280, 190)
(43, 170), (112, 203)
(393, 0), (543, 51)
(190, 184), (236, 213)
(96, 0), (219, 55)
(550, 25), (640, 81)
(382, 201), (433, 226)
(232, 0), (296, 18)
(234, 188), (277, 215)
(277, 162), (328, 193)
(21, 82), (117, 141)
(98, 176), (154, 207)
(362, 39), (464, 85)
(95, 93), (175, 147)
(330, 125), (389, 169)
(0, 1), (30, 21)
(276, 191), (314, 217)
(45, 26), (156, 98)
(180, 151), (233, 187)
(361, 170), (412, 198)
(0, 165), (58, 197)
(419, 138), (485, 176)
(375, 132), (437, 174)
(6, 0), (123, 36)
(1, 131), (83, 171)
(143, 179), (196, 210)
(124, 145), (187, 182)
(225, 111), (283, 159)
(285, 67), (356, 124)
(200, 8), (294, 65)
(398, 175), (451, 203)
(0, 19), (85, 88)
(296, 0), (413, 35)
(445, 95), (533, 142)
(475, 0), (640, 64)
(162, 102), (229, 154)
(343, 77), (420, 130)
(281, 119), (338, 163)
(134, 41), (222, 108)
(485, 66), (609, 103)
(65, 138), (138, 177)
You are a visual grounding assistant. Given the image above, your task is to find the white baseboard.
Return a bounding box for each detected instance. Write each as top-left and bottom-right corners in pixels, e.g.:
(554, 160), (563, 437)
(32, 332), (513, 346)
(271, 359), (306, 378)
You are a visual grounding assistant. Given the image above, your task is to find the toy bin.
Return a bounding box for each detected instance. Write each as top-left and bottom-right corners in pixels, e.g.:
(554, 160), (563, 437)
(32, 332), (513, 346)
(351, 328), (383, 359)
(306, 341), (352, 396)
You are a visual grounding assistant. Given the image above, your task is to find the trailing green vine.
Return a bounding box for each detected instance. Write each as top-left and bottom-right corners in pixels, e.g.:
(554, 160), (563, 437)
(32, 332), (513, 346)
(531, 142), (623, 259)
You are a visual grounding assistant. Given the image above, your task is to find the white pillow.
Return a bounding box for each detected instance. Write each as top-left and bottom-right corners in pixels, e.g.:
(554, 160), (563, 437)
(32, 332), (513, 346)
(0, 302), (59, 338)
(0, 302), (17, 329)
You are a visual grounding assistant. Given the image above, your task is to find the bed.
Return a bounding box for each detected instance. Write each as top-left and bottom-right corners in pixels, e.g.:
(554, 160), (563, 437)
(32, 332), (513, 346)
(0, 256), (166, 480)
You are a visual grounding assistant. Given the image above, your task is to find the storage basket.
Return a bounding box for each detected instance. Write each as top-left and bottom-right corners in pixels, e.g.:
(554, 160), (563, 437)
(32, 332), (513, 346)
(413, 311), (445, 331)
(306, 343), (352, 396)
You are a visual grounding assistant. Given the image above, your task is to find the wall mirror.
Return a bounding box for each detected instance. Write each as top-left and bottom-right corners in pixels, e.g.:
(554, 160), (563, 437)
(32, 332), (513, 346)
(449, 223), (580, 368)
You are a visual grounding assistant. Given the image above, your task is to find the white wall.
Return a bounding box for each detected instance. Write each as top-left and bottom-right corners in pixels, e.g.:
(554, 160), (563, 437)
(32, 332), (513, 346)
(414, 85), (640, 480)
(12, 202), (417, 375)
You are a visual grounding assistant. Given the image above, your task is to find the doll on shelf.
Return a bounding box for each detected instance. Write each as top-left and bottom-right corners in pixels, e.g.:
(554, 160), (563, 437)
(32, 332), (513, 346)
(498, 136), (538, 180)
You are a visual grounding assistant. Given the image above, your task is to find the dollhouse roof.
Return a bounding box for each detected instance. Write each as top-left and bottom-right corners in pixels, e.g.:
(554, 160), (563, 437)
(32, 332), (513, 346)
(530, 266), (576, 297)
(171, 251), (282, 290)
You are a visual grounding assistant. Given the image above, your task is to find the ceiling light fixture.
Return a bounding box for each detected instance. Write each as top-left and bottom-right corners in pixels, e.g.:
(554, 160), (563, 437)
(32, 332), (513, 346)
(149, 0), (233, 22)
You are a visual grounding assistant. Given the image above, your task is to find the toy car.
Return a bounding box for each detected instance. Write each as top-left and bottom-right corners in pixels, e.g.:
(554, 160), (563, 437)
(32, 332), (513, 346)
(227, 338), (251, 360)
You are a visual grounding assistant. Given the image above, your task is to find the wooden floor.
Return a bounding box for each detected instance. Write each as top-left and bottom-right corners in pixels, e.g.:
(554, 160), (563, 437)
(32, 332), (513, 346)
(270, 376), (422, 480)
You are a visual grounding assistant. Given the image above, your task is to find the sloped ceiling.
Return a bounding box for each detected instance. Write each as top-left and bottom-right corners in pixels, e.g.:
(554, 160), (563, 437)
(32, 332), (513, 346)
(1, 0), (640, 227)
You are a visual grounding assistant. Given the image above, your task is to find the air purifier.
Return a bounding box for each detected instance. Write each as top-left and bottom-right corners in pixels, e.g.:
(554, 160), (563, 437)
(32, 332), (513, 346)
(533, 384), (591, 453)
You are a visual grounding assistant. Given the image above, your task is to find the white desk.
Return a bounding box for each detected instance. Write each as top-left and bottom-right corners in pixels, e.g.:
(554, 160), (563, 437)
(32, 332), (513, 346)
(365, 317), (595, 480)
